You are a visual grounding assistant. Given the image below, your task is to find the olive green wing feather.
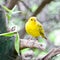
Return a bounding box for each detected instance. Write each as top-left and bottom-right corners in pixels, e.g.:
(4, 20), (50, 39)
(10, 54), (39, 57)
(37, 22), (47, 39)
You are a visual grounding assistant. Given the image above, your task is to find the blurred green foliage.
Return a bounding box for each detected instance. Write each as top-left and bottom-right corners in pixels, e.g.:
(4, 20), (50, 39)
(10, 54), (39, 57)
(0, 31), (20, 56)
(49, 2), (60, 14)
(47, 2), (60, 21)
(0, 0), (60, 59)
(15, 33), (20, 55)
(2, 6), (23, 20)
(31, 4), (38, 12)
(21, 48), (30, 54)
(48, 31), (56, 43)
(49, 29), (60, 46)
(51, 54), (60, 60)
(0, 31), (17, 37)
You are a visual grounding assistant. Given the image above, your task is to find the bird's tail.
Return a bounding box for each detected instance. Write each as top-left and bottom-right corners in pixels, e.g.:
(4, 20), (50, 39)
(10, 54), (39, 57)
(44, 36), (47, 40)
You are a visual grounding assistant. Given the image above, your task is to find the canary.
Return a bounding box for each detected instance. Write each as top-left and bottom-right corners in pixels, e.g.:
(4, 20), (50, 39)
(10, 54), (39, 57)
(25, 17), (47, 40)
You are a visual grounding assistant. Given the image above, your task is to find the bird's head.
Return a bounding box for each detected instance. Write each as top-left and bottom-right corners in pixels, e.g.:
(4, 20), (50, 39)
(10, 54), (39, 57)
(28, 17), (37, 24)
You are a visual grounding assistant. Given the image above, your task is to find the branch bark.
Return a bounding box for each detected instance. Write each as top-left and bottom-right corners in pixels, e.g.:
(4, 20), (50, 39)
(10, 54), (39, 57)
(21, 1), (32, 12)
(41, 47), (60, 60)
(20, 39), (45, 50)
(6, 0), (19, 9)
(19, 38), (60, 60)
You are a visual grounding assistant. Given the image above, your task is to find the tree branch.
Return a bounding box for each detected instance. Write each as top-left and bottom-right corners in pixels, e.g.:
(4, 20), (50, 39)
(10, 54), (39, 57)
(6, 0), (19, 9)
(21, 1), (32, 12)
(32, 0), (53, 16)
(20, 39), (45, 50)
(20, 39), (60, 60)
(41, 47), (60, 60)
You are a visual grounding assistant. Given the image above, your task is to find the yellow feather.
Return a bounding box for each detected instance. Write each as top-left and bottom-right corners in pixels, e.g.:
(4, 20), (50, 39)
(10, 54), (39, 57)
(25, 17), (47, 39)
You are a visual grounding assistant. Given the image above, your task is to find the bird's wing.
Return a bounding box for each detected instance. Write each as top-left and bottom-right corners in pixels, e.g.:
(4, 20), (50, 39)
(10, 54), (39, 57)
(37, 21), (46, 39)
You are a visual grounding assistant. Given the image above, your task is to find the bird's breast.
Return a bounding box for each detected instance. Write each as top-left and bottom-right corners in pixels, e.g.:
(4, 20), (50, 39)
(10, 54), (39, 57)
(25, 22), (40, 37)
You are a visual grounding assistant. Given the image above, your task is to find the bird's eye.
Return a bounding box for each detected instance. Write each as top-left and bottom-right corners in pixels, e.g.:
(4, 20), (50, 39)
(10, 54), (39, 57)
(31, 19), (33, 21)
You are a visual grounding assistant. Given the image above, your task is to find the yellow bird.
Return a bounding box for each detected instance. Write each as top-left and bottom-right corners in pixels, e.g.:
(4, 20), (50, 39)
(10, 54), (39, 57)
(25, 17), (47, 40)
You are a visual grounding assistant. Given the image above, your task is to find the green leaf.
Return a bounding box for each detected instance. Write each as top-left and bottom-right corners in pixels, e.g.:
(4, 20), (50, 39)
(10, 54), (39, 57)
(6, 13), (11, 20)
(12, 11), (23, 15)
(2, 6), (13, 21)
(15, 33), (20, 55)
(2, 6), (12, 13)
(38, 38), (44, 43)
(21, 48), (30, 54)
(12, 6), (17, 11)
(34, 49), (41, 56)
(0, 31), (17, 37)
